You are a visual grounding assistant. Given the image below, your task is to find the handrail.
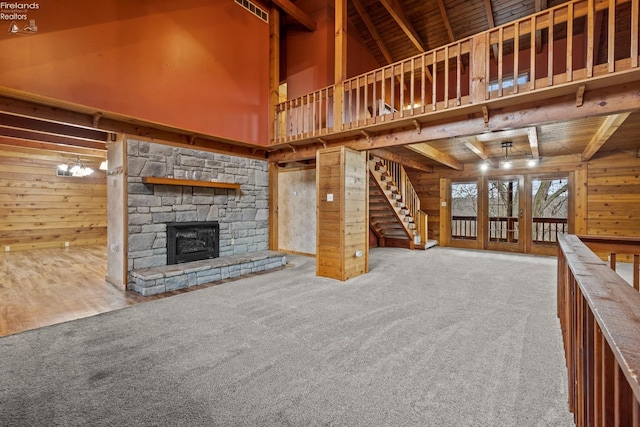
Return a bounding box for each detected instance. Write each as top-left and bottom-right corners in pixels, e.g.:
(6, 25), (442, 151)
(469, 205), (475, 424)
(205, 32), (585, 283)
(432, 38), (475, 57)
(577, 234), (640, 290)
(272, 0), (639, 145)
(557, 234), (640, 426)
(372, 155), (422, 243)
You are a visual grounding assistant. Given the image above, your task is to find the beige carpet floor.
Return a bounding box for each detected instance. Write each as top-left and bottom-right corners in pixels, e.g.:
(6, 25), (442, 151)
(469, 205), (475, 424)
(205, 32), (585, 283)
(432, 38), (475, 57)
(0, 247), (574, 426)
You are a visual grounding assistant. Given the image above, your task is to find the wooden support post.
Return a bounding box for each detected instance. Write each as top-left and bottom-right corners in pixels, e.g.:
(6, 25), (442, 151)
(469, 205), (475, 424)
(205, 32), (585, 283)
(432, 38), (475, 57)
(333, 0), (347, 132)
(269, 7), (280, 143)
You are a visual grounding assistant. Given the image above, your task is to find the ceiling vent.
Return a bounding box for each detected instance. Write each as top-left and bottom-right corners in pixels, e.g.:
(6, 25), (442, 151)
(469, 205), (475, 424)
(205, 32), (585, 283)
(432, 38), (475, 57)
(235, 0), (268, 23)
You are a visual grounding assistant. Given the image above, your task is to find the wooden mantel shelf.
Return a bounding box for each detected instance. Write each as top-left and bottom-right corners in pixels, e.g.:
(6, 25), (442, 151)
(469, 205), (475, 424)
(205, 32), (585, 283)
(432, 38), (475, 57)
(142, 176), (240, 189)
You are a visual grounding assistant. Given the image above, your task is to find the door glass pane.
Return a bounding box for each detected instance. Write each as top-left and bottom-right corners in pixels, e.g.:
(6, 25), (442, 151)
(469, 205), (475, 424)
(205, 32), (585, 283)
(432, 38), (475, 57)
(488, 179), (519, 243)
(532, 178), (568, 244)
(451, 182), (478, 240)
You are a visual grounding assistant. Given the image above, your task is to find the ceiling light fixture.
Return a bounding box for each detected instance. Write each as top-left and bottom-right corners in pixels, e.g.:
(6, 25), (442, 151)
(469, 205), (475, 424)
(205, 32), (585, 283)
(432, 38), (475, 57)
(527, 157), (538, 167)
(58, 157), (94, 177)
(501, 141), (513, 169)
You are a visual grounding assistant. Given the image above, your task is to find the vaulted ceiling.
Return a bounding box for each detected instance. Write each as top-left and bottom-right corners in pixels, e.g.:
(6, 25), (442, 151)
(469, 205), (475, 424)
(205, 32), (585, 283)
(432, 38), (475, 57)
(347, 0), (568, 66)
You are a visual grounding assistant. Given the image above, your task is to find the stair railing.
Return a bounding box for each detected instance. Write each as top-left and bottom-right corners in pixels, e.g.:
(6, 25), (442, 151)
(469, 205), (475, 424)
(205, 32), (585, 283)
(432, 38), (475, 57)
(375, 156), (423, 244)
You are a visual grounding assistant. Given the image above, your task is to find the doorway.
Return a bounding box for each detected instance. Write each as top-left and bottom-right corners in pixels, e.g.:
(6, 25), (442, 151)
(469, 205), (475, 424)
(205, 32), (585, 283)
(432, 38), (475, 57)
(449, 174), (569, 255)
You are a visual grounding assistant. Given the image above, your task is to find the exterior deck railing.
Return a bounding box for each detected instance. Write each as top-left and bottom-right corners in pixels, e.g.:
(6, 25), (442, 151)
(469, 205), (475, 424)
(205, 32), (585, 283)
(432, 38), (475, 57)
(557, 234), (640, 426)
(273, 0), (639, 145)
(451, 215), (567, 244)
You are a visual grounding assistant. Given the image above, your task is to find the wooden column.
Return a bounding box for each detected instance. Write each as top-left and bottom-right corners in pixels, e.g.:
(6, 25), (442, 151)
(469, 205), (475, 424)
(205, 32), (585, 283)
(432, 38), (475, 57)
(316, 146), (368, 281)
(269, 162), (279, 251)
(106, 135), (128, 288)
(269, 7), (280, 143)
(333, 0), (347, 132)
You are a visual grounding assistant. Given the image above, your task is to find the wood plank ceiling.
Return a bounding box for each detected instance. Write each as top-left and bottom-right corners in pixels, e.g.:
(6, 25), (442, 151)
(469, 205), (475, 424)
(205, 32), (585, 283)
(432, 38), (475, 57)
(338, 0), (640, 169)
(346, 0), (569, 66)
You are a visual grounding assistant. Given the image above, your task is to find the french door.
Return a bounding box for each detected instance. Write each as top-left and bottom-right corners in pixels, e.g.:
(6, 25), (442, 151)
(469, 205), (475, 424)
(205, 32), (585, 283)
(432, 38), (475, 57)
(449, 174), (569, 254)
(487, 177), (523, 252)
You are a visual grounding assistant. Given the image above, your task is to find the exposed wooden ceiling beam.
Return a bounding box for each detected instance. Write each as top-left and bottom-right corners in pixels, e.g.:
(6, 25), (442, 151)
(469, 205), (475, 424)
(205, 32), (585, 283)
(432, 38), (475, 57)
(527, 126), (540, 159)
(271, 0), (316, 31)
(483, 0), (496, 28)
(379, 0), (425, 53)
(436, 0), (455, 42)
(0, 127), (106, 150)
(0, 136), (106, 158)
(535, 0), (548, 54)
(352, 0), (394, 64)
(483, 0), (499, 60)
(462, 137), (499, 167)
(406, 142), (463, 170)
(369, 148), (433, 172)
(0, 112), (108, 142)
(581, 113), (630, 161)
(463, 137), (489, 159)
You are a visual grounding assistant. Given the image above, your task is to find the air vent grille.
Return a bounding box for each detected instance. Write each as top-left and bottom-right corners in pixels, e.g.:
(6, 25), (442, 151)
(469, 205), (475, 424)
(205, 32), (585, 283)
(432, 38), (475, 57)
(235, 0), (268, 23)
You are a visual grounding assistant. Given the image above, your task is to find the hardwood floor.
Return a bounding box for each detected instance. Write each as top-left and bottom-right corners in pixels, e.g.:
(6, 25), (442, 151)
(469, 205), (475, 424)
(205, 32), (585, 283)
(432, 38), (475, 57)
(0, 245), (234, 337)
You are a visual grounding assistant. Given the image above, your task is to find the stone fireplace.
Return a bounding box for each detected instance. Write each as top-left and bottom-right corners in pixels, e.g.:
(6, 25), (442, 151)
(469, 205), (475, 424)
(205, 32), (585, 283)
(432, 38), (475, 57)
(166, 221), (219, 265)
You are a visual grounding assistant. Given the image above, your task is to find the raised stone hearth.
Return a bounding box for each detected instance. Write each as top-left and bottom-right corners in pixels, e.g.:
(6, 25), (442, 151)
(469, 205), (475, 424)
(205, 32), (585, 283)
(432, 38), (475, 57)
(129, 250), (286, 296)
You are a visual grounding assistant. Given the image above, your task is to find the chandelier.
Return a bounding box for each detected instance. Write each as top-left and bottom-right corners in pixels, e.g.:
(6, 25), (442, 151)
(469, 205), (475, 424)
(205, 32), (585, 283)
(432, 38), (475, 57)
(58, 157), (94, 177)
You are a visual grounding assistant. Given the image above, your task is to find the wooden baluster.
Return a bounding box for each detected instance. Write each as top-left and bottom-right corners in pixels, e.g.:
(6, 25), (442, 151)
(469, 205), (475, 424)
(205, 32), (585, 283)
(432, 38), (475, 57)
(497, 27), (504, 97)
(567, 3), (574, 82)
(610, 252), (616, 271)
(410, 58), (415, 115)
(390, 64), (395, 120)
(602, 343), (615, 425)
(514, 22), (520, 94)
(400, 61), (405, 118)
(608, 0), (616, 73)
(587, 0), (594, 77)
(421, 54), (426, 113)
(548, 9), (554, 88)
(432, 50), (437, 110)
(531, 16), (537, 90)
(456, 44), (462, 105)
(356, 77), (361, 125)
(632, 0), (638, 67)
(444, 46), (449, 107)
(594, 323), (603, 425)
(634, 254), (639, 291)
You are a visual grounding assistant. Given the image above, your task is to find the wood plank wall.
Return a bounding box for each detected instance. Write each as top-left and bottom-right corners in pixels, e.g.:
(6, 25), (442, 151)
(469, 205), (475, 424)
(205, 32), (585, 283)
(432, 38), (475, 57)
(343, 148), (368, 280)
(0, 145), (107, 251)
(316, 146), (368, 281)
(317, 147), (344, 279)
(407, 153), (640, 250)
(586, 156), (640, 237)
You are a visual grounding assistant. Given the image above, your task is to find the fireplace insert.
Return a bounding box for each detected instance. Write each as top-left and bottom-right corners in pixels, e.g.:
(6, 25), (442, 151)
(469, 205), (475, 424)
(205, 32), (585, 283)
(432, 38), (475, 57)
(166, 221), (219, 265)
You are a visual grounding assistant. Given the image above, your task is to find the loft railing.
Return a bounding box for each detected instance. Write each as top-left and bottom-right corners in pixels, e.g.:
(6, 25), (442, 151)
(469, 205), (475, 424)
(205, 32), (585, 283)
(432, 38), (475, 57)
(557, 234), (640, 426)
(578, 234), (640, 290)
(273, 0), (640, 145)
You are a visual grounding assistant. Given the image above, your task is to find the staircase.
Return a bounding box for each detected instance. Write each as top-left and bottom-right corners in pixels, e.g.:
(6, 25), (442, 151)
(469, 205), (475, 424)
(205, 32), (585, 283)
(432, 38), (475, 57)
(369, 155), (434, 250)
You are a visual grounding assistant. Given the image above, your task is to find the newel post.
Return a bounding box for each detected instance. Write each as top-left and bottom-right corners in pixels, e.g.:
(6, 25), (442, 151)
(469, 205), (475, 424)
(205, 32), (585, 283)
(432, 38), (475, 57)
(470, 33), (488, 104)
